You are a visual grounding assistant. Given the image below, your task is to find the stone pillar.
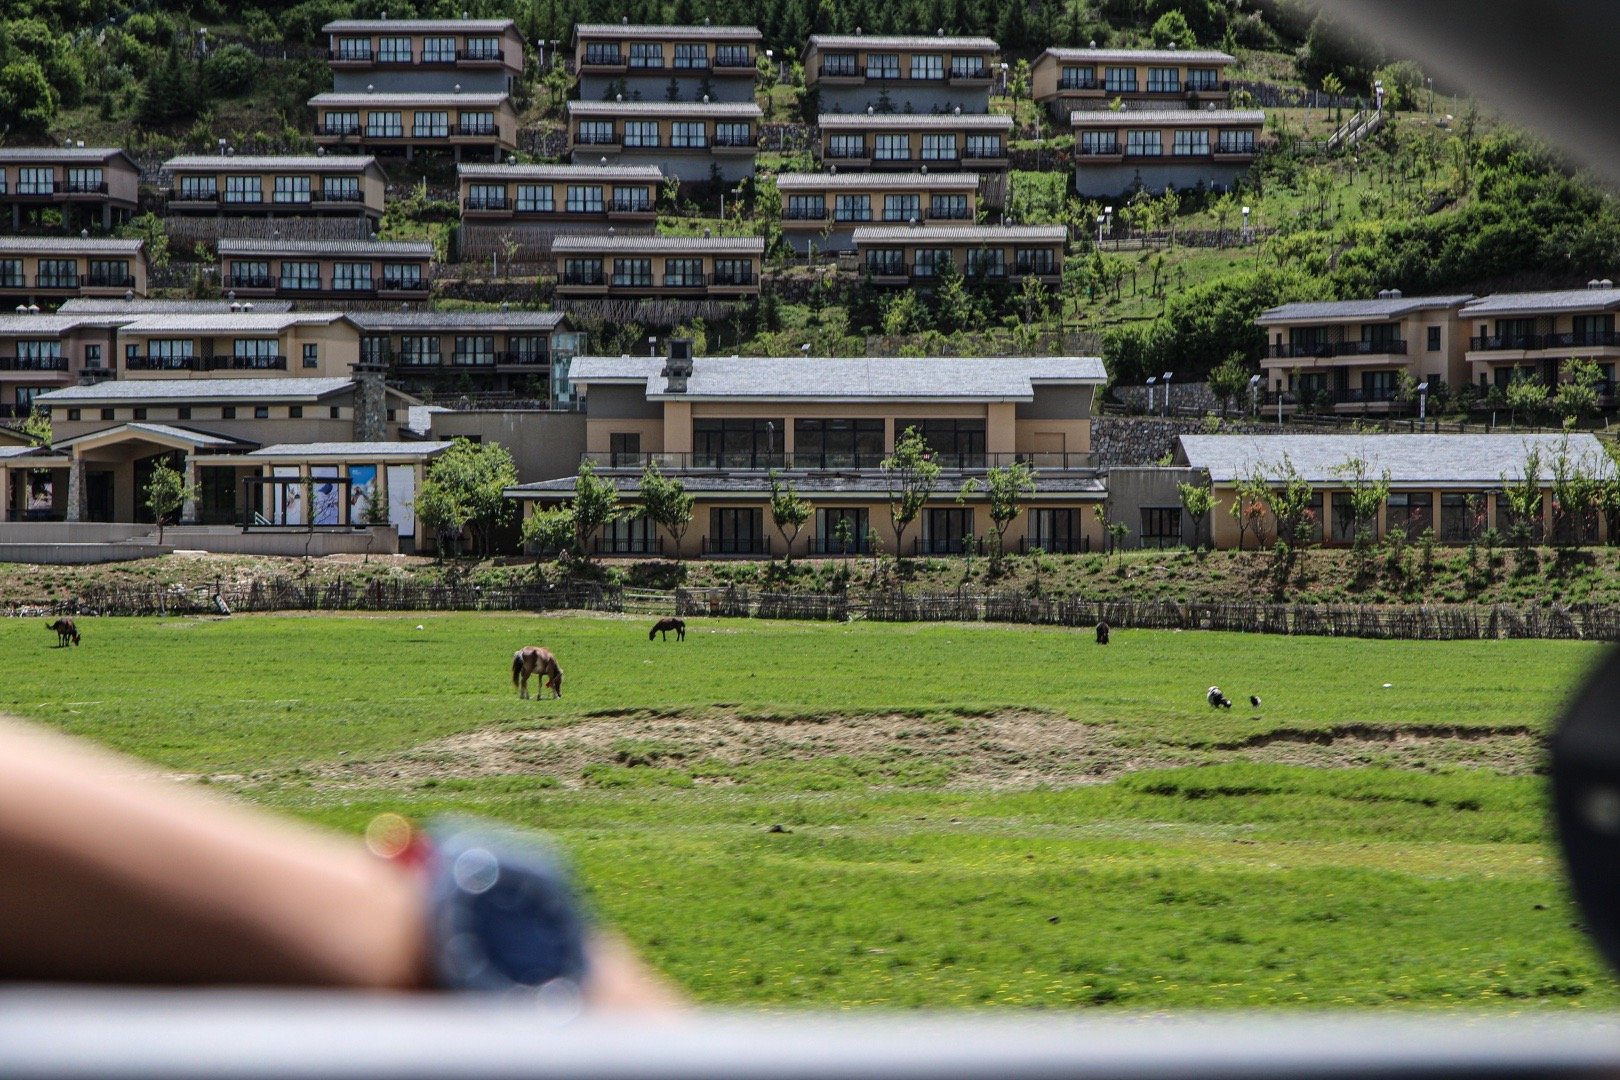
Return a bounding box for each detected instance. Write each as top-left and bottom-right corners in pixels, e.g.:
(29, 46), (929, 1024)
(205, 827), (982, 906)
(181, 452), (198, 525)
(351, 367), (388, 441)
(65, 456), (84, 523)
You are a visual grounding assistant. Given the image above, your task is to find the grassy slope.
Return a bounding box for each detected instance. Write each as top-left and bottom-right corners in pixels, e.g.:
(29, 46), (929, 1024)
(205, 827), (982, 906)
(5, 613), (1612, 1009)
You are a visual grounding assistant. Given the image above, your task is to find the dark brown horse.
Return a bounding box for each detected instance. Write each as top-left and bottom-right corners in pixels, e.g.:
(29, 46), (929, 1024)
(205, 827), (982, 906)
(513, 645), (564, 699)
(649, 617), (686, 642)
(47, 618), (79, 647)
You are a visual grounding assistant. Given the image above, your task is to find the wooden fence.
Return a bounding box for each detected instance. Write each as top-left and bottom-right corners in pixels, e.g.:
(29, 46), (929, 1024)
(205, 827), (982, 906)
(677, 587), (1620, 641)
(26, 579), (622, 617)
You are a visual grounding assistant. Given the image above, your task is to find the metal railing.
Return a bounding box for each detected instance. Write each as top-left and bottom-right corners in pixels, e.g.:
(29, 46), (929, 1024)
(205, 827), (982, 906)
(1019, 536), (1090, 554)
(34, 276), (79, 289)
(560, 271), (606, 286)
(227, 275), (274, 289)
(496, 351), (549, 366)
(712, 271), (757, 287)
(574, 131), (621, 146)
(1268, 340), (1408, 358)
(63, 181), (108, 194)
(465, 196), (509, 210)
(0, 355), (67, 371)
(581, 50), (624, 65)
(581, 451), (1097, 471)
(595, 536), (664, 555)
(457, 122), (497, 137)
(85, 274), (135, 288)
(703, 536), (772, 555)
(808, 536), (874, 555)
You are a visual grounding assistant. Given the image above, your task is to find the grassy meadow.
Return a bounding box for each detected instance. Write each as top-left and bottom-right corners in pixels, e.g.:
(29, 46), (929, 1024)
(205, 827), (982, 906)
(6, 613), (1615, 1010)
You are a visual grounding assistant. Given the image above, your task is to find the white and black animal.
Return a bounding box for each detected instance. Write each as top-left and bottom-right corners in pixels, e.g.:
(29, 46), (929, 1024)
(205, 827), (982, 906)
(1207, 686), (1233, 709)
(1250, 695), (1262, 708)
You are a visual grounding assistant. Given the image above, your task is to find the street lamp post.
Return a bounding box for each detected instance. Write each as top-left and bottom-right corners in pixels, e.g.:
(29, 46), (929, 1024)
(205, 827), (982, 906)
(1162, 371), (1174, 417)
(1374, 78), (1385, 116)
(1426, 77), (1434, 117)
(647, 335), (657, 358)
(1096, 213), (1105, 246)
(1240, 205), (1251, 244)
(1145, 376), (1156, 415)
(1249, 373), (1262, 417)
(1417, 381), (1430, 425)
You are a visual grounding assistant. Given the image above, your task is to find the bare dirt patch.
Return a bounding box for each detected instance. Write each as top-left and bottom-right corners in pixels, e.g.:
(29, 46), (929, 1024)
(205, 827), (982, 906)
(307, 710), (1547, 791)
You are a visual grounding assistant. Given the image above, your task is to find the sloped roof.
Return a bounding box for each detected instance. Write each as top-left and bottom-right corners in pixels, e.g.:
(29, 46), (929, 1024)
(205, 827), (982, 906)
(551, 235), (763, 254)
(1040, 46), (1235, 65)
(575, 23), (761, 40)
(248, 441), (453, 459)
(36, 378), (355, 405)
(0, 237), (143, 255)
(217, 239), (433, 259)
(1070, 109), (1264, 128)
(818, 112), (1012, 129)
(309, 92), (511, 107)
(115, 313), (350, 334)
(51, 423), (250, 450)
(0, 147), (136, 166)
(568, 355), (1106, 400)
(345, 310), (566, 331)
(164, 155), (381, 175)
(457, 163), (663, 182)
(1258, 295), (1475, 324)
(567, 100), (761, 118)
(852, 225), (1065, 244)
(324, 19), (515, 31)
(58, 298), (295, 314)
(774, 171), (979, 190)
(808, 34), (999, 50)
(1177, 434), (1616, 485)
(1462, 288), (1620, 317)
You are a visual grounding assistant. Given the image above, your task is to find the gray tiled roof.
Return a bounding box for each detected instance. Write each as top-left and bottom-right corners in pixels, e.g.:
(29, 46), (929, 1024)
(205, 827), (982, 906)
(51, 423), (249, 449)
(575, 23), (761, 40)
(774, 171), (979, 190)
(217, 238), (433, 258)
(567, 100), (761, 117)
(1041, 46), (1235, 65)
(0, 314), (129, 334)
(0, 237), (143, 254)
(457, 163), (663, 181)
(323, 19), (515, 31)
(117, 313), (348, 334)
(1178, 433), (1616, 485)
(510, 472), (1105, 496)
(808, 34), (999, 50)
(248, 441), (453, 458)
(345, 310), (566, 331)
(0, 147), (134, 164)
(1258, 295), (1475, 323)
(36, 378), (354, 404)
(551, 235), (763, 254)
(852, 225), (1065, 244)
(309, 92), (510, 107)
(164, 155), (380, 174)
(59, 298), (295, 314)
(1462, 287), (1620, 316)
(1070, 109), (1264, 127)
(818, 112), (1012, 129)
(569, 355), (1106, 399)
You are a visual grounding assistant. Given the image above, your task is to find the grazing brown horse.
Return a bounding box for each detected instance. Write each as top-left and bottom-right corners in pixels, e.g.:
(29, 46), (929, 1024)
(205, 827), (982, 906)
(649, 617), (686, 642)
(47, 618), (79, 647)
(513, 646), (564, 699)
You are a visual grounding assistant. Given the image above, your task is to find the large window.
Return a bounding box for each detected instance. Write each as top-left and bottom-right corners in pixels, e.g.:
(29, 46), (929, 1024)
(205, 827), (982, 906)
(399, 336), (442, 366)
(813, 508), (870, 555)
(707, 508), (767, 554)
(694, 418), (783, 469)
(786, 194), (826, 220)
(1186, 67), (1221, 91)
(713, 259), (753, 285)
(1146, 67), (1181, 93)
(922, 508), (975, 554)
(179, 175), (218, 200)
(381, 263), (423, 290)
(827, 134), (866, 158)
(0, 260), (20, 287)
(323, 176), (361, 202)
(458, 112), (495, 136)
(912, 248), (952, 279)
(664, 258), (705, 287)
(229, 259), (270, 288)
(966, 248), (1005, 278)
(453, 336), (495, 366)
(583, 43), (622, 65)
(1079, 130), (1119, 155)
(1060, 65), (1098, 89)
(414, 112), (450, 138)
(273, 175), (312, 204)
(834, 194), (872, 222)
(232, 338), (282, 370)
(821, 53), (858, 77)
(466, 183), (506, 210)
(1140, 507), (1182, 548)
(562, 258), (603, 285)
(611, 258), (651, 287)
(623, 121), (659, 148)
(600, 514), (659, 555)
(577, 121), (616, 145)
(898, 420), (985, 467)
(14, 340), (63, 370)
(517, 184), (554, 212)
(671, 122), (708, 148)
(66, 168), (103, 193)
(864, 248), (904, 275)
(865, 53), (901, 79)
(422, 36), (456, 63)
(1126, 130), (1163, 156)
(1218, 130), (1256, 154)
(366, 112), (404, 138)
(1172, 129), (1210, 156)
(566, 185), (604, 213)
(225, 175), (262, 204)
(1015, 248), (1056, 275)
(465, 36), (502, 60)
(1574, 313), (1616, 345)
(874, 133), (910, 161)
(331, 262), (373, 291)
(965, 134), (1002, 159)
(715, 122), (752, 146)
(37, 260), (77, 288)
(87, 260), (130, 287)
(18, 168), (53, 195)
(628, 42), (663, 68)
(930, 193), (969, 220)
(1361, 369), (1398, 402)
(921, 134), (957, 161)
(674, 43), (708, 68)
(1441, 493), (1486, 543)
(377, 36), (412, 63)
(143, 339), (195, 369)
(612, 186), (652, 212)
(883, 193), (921, 222)
(1104, 66), (1138, 92)
(794, 418), (883, 468)
(1386, 491), (1433, 539)
(716, 45), (751, 67)
(323, 111), (360, 135)
(1031, 508), (1083, 553)
(335, 37), (372, 60)
(279, 261), (321, 291)
(910, 54), (944, 80)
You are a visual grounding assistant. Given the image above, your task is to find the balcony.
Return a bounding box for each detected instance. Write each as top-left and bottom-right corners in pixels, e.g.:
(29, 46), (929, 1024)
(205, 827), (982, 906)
(391, 355), (443, 371)
(574, 131), (622, 148)
(34, 276), (80, 290)
(1019, 535), (1089, 554)
(375, 53), (415, 66)
(962, 145), (1007, 164)
(125, 355), (201, 371)
(607, 198), (654, 219)
(456, 49), (507, 66)
(449, 354), (498, 368)
(712, 133), (757, 155)
(1267, 340), (1408, 359)
(1470, 334), (1543, 351)
(456, 122), (498, 138)
(278, 280), (325, 293)
(595, 536), (664, 556)
(915, 536), (973, 555)
(316, 124), (362, 138)
(1077, 142), (1124, 162)
(927, 206), (973, 221)
(949, 63), (992, 84)
(495, 351), (549, 367)
(808, 536), (874, 556)
(328, 281), (378, 296)
(662, 273), (707, 289)
(379, 277), (426, 294)
(63, 181), (109, 196)
(1058, 75), (1101, 92)
(704, 536), (772, 556)
(14, 186), (57, 199)
(817, 60), (861, 83)
(824, 146), (872, 165)
(714, 51), (754, 73)
(330, 49), (375, 65)
(580, 451), (1098, 472)
(313, 191), (366, 206)
(783, 207), (829, 221)
(1265, 387), (1403, 407)
(0, 355), (68, 371)
(0, 274), (25, 289)
(227, 274), (274, 290)
(580, 49), (626, 70)
(85, 274), (136, 289)
(464, 195), (510, 212)
(169, 190), (221, 207)
(711, 271), (757, 290)
(207, 354), (288, 371)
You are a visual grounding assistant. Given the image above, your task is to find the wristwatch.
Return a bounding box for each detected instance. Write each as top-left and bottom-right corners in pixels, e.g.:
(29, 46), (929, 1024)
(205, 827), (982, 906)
(412, 816), (591, 993)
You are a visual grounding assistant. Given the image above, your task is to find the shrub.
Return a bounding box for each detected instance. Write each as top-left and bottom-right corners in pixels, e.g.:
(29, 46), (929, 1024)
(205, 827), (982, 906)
(202, 44), (262, 98)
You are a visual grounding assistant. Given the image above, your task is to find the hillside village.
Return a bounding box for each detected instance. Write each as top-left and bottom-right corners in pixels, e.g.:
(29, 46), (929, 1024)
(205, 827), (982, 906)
(0, 1), (1617, 572)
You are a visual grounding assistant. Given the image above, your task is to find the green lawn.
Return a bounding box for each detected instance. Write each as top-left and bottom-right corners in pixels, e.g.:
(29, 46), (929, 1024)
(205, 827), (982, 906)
(7, 614), (1612, 1009)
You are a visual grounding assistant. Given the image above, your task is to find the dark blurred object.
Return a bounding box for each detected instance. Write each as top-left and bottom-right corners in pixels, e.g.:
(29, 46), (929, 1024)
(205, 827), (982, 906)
(1553, 645), (1620, 973)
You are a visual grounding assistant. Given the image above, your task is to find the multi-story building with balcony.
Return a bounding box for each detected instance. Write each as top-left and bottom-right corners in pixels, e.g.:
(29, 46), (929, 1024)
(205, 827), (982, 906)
(345, 309), (577, 399)
(218, 239), (432, 302)
(112, 312), (361, 381)
(505, 342), (1106, 558)
(0, 237), (147, 307)
(1256, 293), (1475, 413)
(1032, 46), (1236, 121)
(852, 225), (1064, 289)
(0, 311), (129, 416)
(567, 100), (760, 183)
(456, 163), (662, 259)
(803, 33), (998, 115)
(309, 91), (517, 161)
(323, 18), (523, 93)
(776, 172), (980, 253)
(573, 23), (761, 104)
(0, 148), (140, 233)
(1460, 284), (1620, 393)
(816, 112), (1011, 173)
(552, 235), (763, 301)
(163, 155), (386, 223)
(1070, 108), (1264, 196)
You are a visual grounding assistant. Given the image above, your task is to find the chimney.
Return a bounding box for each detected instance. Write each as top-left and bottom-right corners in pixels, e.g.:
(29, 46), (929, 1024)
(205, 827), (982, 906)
(661, 337), (694, 393)
(351, 364), (389, 441)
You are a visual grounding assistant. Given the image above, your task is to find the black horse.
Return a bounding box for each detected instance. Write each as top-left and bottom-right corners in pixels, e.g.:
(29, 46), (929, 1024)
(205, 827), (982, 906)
(649, 617), (686, 642)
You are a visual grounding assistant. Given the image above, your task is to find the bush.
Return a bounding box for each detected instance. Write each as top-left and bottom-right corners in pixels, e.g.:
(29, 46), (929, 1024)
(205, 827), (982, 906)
(0, 58), (57, 137)
(202, 44), (262, 98)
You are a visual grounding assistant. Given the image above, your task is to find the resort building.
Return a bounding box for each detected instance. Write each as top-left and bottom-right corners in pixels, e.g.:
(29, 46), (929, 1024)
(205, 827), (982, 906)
(505, 343), (1107, 558)
(0, 147), (141, 233)
(345, 309), (579, 399)
(323, 18), (524, 94)
(573, 23), (762, 104)
(776, 171), (980, 253)
(456, 163), (662, 258)
(551, 235), (763, 301)
(310, 91), (517, 161)
(1032, 46), (1236, 121)
(1175, 433), (1615, 549)
(803, 33), (998, 115)
(816, 112), (1011, 173)
(163, 155), (387, 223)
(566, 100), (761, 183)
(1460, 284), (1620, 392)
(0, 311), (129, 416)
(1255, 292), (1475, 412)
(0, 237), (147, 307)
(852, 225), (1064, 288)
(112, 312), (361, 381)
(217, 239), (433, 302)
(1070, 109), (1264, 196)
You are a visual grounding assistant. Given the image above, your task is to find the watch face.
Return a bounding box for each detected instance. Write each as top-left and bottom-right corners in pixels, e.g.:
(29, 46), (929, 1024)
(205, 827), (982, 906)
(432, 822), (590, 991)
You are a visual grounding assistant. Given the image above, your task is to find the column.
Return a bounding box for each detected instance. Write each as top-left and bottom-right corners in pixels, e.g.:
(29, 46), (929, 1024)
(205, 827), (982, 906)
(0, 465), (10, 524)
(65, 456), (84, 523)
(181, 452), (198, 525)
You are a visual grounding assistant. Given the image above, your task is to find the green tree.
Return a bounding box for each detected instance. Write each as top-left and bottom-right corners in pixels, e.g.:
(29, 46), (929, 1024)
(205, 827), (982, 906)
(419, 438), (519, 558)
(1177, 479), (1213, 549)
(1555, 358), (1604, 429)
(882, 426), (941, 562)
(1549, 438), (1601, 548)
(1266, 455), (1318, 557)
(520, 507), (577, 566)
(143, 460), (198, 545)
(768, 469), (812, 563)
(115, 213), (171, 271)
(0, 57), (57, 137)
(567, 460), (623, 566)
(638, 461), (694, 557)
(1206, 353), (1252, 418)
(413, 480), (464, 559)
(1150, 9), (1197, 48)
(19, 409), (50, 446)
(960, 460), (1037, 568)
(1499, 443), (1545, 553)
(1229, 466), (1273, 551)
(1505, 370), (1549, 429)
(1332, 455), (1391, 552)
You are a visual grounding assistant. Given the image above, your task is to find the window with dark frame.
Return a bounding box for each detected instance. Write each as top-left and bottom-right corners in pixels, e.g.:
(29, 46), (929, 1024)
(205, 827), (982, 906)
(1427, 325), (1442, 351)
(1140, 506), (1182, 548)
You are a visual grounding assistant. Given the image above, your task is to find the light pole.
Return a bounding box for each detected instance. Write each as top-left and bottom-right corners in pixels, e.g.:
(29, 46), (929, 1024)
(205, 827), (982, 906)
(647, 335), (657, 358)
(1162, 371), (1174, 417)
(1374, 78), (1385, 116)
(1240, 205), (1251, 243)
(1145, 376), (1156, 415)
(1426, 77), (1434, 117)
(1095, 212), (1106, 246)
(1249, 373), (1262, 417)
(1417, 380), (1430, 425)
